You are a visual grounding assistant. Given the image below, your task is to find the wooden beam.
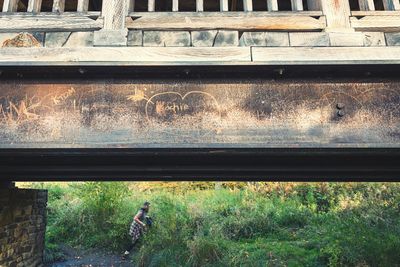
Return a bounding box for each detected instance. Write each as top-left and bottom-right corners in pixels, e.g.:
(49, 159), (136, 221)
(382, 0), (400, 10)
(148, 0), (155, 11)
(196, 0), (204, 11)
(252, 47), (400, 65)
(2, 0), (19, 12)
(291, 0), (303, 11)
(101, 0), (125, 30)
(52, 0), (65, 13)
(172, 0), (179, 11)
(243, 0), (253, 12)
(77, 0), (89, 12)
(358, 0), (375, 11)
(27, 0), (42, 13)
(352, 10), (400, 15)
(126, 0), (135, 15)
(127, 15), (326, 31)
(0, 15), (102, 32)
(267, 0), (278, 11)
(307, 0), (321, 11)
(321, 0), (352, 31)
(220, 0), (229, 11)
(0, 47), (252, 65)
(350, 15), (400, 32)
(129, 11), (324, 17)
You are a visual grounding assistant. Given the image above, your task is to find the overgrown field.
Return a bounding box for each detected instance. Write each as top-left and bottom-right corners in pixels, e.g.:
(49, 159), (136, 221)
(26, 182), (400, 266)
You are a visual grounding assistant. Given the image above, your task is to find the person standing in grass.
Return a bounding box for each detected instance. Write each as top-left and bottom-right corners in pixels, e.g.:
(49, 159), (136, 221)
(123, 201), (151, 259)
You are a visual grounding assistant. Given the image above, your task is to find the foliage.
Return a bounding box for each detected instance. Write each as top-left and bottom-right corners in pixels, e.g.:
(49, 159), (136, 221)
(36, 182), (400, 267)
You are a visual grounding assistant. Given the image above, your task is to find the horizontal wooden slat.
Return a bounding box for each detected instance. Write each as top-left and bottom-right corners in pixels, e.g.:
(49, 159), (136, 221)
(127, 15), (326, 31)
(352, 10), (400, 15)
(252, 47), (400, 65)
(350, 15), (400, 31)
(129, 11), (324, 17)
(0, 47), (251, 65)
(0, 11), (101, 17)
(0, 15), (103, 32)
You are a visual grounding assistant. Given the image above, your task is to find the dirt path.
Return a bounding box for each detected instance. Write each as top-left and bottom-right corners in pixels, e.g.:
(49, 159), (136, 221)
(46, 246), (135, 267)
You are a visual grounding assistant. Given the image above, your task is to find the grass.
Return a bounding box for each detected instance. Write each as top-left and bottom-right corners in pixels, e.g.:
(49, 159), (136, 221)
(24, 182), (400, 267)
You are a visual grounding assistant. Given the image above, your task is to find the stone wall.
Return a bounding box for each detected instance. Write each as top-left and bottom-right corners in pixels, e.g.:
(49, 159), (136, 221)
(0, 189), (47, 267)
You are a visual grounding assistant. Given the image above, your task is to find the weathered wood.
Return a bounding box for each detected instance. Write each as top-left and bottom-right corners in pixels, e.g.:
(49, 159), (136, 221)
(243, 0), (253, 12)
(352, 10), (400, 15)
(322, 0), (352, 31)
(307, 0), (321, 11)
(172, 0), (179, 11)
(129, 11), (324, 17)
(220, 0), (229, 11)
(27, 0), (42, 13)
(127, 15), (326, 31)
(0, 15), (102, 32)
(196, 0), (204, 11)
(148, 0), (155, 11)
(0, 47), (252, 65)
(267, 0), (278, 11)
(291, 0), (303, 11)
(126, 0), (135, 15)
(351, 16), (400, 32)
(358, 0), (375, 11)
(252, 47), (400, 64)
(382, 0), (400, 10)
(101, 0), (125, 30)
(2, 0), (19, 12)
(52, 0), (65, 13)
(77, 0), (89, 12)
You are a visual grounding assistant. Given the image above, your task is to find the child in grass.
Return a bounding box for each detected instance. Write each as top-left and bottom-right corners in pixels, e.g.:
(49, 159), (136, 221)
(123, 201), (151, 259)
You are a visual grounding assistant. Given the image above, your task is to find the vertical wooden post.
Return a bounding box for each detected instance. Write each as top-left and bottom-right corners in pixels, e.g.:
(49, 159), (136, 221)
(148, 0), (155, 11)
(243, 0), (253, 11)
(267, 0), (278, 11)
(77, 0), (89, 12)
(291, 0), (303, 11)
(126, 0), (135, 15)
(382, 0), (400, 10)
(322, 0), (352, 32)
(196, 0), (204, 11)
(27, 0), (42, 12)
(358, 0), (375, 10)
(94, 0), (128, 46)
(172, 0), (179, 11)
(307, 0), (321, 11)
(220, 0), (229, 11)
(52, 0), (65, 13)
(2, 0), (19, 12)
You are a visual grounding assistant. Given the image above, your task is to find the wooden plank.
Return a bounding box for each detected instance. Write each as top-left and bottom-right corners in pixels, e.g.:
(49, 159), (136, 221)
(243, 0), (253, 12)
(2, 0), (19, 12)
(27, 0), (42, 13)
(77, 0), (89, 12)
(382, 0), (400, 10)
(127, 15), (326, 31)
(101, 0), (125, 30)
(322, 0), (352, 31)
(220, 0), (229, 11)
(129, 11), (324, 17)
(172, 0), (179, 11)
(148, 0), (155, 11)
(307, 0), (321, 11)
(252, 47), (400, 64)
(350, 15), (400, 32)
(0, 15), (102, 32)
(196, 0), (204, 11)
(358, 0), (375, 11)
(126, 0), (135, 15)
(0, 11), (100, 17)
(52, 0), (65, 13)
(0, 47), (252, 65)
(291, 0), (303, 11)
(352, 10), (400, 15)
(267, 0), (278, 11)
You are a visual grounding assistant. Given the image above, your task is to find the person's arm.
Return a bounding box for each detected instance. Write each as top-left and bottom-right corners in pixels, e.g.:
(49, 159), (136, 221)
(134, 211), (146, 227)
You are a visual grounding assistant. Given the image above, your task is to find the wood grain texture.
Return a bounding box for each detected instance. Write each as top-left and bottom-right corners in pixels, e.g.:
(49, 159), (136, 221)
(0, 15), (102, 32)
(52, 0), (65, 13)
(352, 10), (400, 15)
(0, 47), (251, 65)
(27, 0), (42, 13)
(127, 15), (326, 30)
(101, 0), (125, 30)
(2, 0), (19, 12)
(351, 16), (400, 31)
(252, 47), (400, 64)
(129, 11), (324, 17)
(322, 0), (352, 31)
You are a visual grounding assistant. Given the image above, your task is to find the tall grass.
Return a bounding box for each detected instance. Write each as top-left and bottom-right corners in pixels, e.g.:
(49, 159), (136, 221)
(39, 182), (400, 267)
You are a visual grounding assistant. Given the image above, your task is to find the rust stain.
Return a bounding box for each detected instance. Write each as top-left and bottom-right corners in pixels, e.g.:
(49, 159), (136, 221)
(2, 33), (41, 48)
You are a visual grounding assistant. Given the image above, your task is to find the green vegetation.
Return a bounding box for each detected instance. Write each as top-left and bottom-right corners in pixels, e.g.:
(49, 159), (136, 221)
(27, 182), (400, 266)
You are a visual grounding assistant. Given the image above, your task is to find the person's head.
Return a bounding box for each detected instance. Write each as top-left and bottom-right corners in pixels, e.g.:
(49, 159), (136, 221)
(142, 201), (150, 212)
